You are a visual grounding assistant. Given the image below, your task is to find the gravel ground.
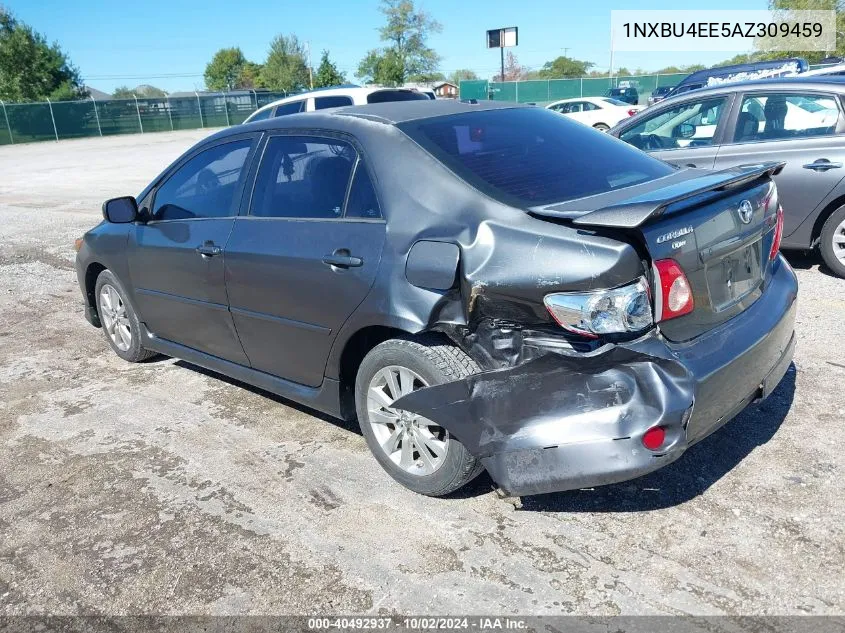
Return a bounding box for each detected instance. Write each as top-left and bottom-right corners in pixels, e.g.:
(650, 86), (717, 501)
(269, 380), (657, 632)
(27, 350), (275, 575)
(0, 130), (843, 617)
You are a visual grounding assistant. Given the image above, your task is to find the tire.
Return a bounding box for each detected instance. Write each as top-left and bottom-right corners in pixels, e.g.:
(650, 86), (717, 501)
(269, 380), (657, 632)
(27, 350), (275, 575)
(819, 205), (845, 278)
(94, 269), (156, 363)
(593, 123), (610, 132)
(355, 336), (484, 496)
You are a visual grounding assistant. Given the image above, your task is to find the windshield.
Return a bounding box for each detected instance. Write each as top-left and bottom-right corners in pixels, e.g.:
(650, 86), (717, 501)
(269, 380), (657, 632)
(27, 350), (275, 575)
(399, 107), (673, 207)
(602, 98), (629, 107)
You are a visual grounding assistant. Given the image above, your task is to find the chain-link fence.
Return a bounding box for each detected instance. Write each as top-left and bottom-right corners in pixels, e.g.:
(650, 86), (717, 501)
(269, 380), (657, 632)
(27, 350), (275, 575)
(460, 73), (689, 105)
(0, 91), (288, 146)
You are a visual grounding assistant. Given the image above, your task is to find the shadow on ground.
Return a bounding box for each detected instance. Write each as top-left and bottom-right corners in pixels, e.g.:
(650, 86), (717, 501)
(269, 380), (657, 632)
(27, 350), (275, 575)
(783, 250), (838, 278)
(170, 354), (796, 513)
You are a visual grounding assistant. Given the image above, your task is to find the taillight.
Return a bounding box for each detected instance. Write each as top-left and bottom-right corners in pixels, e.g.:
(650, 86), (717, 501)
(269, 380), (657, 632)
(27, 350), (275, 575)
(627, 109), (638, 117)
(769, 205), (784, 261)
(653, 259), (694, 322)
(544, 278), (653, 338)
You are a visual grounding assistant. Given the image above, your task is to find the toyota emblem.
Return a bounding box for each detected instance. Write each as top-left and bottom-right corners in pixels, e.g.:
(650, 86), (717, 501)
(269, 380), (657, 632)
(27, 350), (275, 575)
(737, 200), (754, 224)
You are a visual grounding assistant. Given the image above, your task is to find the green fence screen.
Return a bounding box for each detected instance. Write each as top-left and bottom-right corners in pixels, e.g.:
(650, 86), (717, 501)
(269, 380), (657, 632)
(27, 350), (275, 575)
(0, 91), (288, 146)
(460, 73), (689, 105)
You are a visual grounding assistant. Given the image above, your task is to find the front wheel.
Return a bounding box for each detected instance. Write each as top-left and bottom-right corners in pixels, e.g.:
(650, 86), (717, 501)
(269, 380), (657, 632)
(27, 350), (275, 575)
(355, 337), (483, 496)
(593, 123), (610, 132)
(94, 270), (156, 363)
(819, 205), (845, 278)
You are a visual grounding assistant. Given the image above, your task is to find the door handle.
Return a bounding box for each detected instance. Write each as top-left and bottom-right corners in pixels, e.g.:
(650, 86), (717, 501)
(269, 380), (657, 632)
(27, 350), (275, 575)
(803, 159), (843, 171)
(196, 241), (222, 257)
(322, 249), (363, 269)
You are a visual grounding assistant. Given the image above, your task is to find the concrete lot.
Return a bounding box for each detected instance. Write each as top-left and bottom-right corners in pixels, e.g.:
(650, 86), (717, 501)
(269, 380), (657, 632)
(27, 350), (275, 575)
(0, 130), (843, 617)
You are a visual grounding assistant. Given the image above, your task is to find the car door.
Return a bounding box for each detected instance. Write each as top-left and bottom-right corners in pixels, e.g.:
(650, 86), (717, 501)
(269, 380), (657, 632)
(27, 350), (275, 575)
(615, 93), (734, 169)
(713, 90), (845, 243)
(225, 133), (386, 387)
(127, 135), (256, 364)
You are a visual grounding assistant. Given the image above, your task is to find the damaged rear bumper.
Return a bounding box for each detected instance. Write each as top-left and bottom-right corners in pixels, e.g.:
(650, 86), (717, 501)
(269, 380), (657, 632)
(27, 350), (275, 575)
(394, 257), (798, 497)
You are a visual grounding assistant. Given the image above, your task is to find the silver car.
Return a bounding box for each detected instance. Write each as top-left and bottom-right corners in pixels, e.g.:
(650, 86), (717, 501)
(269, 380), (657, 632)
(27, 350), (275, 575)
(611, 76), (845, 278)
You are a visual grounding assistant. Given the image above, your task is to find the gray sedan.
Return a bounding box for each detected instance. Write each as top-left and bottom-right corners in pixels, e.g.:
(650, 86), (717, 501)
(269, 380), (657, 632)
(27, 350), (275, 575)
(611, 76), (845, 277)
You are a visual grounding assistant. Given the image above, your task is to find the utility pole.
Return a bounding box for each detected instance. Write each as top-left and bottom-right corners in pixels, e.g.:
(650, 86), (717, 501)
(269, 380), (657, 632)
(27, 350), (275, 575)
(500, 46), (505, 82)
(307, 41), (314, 90)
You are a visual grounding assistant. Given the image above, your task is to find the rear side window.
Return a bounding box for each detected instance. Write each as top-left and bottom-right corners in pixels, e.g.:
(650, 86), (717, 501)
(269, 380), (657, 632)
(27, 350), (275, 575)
(733, 93), (841, 142)
(366, 90), (430, 104)
(153, 139), (252, 221)
(345, 159), (382, 219)
(251, 135), (356, 219)
(274, 100), (306, 117)
(399, 108), (672, 206)
(315, 95), (353, 110)
(248, 108), (272, 122)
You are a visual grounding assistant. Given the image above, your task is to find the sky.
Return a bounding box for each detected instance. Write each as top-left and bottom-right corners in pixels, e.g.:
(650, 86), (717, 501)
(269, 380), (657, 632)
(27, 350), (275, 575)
(9, 0), (765, 94)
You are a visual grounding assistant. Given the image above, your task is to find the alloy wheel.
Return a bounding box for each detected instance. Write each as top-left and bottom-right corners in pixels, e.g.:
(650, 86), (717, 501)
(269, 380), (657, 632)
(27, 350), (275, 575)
(366, 365), (448, 476)
(99, 284), (132, 351)
(833, 217), (845, 264)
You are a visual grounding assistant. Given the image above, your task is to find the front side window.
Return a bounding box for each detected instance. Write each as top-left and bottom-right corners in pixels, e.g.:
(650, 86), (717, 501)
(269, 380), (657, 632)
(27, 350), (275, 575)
(153, 139), (252, 221)
(315, 95), (354, 110)
(733, 92), (841, 143)
(400, 107), (673, 207)
(251, 135), (357, 218)
(274, 100), (306, 117)
(619, 97), (726, 151)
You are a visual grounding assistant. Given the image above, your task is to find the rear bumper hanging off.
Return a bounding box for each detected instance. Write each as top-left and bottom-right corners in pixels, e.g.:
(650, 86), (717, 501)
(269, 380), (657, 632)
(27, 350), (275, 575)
(394, 257), (798, 497)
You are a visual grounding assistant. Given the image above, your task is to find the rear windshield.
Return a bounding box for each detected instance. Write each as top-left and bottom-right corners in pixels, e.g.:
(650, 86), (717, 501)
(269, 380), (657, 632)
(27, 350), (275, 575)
(367, 90), (430, 104)
(398, 107), (673, 206)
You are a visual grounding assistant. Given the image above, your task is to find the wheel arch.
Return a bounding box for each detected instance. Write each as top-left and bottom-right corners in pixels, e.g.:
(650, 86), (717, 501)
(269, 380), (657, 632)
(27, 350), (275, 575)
(810, 195), (845, 248)
(84, 261), (108, 314)
(332, 323), (457, 420)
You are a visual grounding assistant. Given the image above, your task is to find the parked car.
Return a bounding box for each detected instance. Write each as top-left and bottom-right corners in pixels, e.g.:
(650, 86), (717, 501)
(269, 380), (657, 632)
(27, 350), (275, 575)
(244, 86), (430, 123)
(797, 63), (845, 78)
(606, 86), (639, 105)
(648, 85), (674, 106)
(610, 76), (845, 277)
(665, 58), (808, 99)
(546, 97), (641, 131)
(76, 101), (796, 498)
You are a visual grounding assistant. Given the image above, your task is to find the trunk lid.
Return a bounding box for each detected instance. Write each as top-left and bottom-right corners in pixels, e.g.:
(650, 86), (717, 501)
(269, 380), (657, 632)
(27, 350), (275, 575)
(530, 163), (785, 341)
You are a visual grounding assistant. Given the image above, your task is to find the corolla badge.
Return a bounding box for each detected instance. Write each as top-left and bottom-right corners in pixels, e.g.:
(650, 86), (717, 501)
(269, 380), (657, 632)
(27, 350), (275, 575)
(737, 200), (754, 224)
(656, 226), (694, 245)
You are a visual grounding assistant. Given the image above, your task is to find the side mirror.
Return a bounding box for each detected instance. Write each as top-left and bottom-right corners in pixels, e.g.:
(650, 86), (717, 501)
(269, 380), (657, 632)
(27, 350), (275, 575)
(102, 196), (138, 223)
(675, 123), (696, 139)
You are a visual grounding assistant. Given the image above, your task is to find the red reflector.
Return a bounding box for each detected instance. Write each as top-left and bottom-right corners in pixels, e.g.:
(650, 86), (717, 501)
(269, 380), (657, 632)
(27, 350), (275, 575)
(769, 205), (784, 261)
(653, 259), (694, 322)
(642, 426), (666, 451)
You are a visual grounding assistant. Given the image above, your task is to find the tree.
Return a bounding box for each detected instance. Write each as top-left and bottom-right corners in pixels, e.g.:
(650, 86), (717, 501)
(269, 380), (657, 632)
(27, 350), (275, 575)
(237, 62), (265, 89)
(112, 85), (165, 99)
(449, 69), (478, 84)
(135, 84), (166, 97)
(408, 71), (445, 82)
(493, 51), (526, 81)
(260, 34), (310, 92)
(112, 86), (134, 99)
(534, 55), (594, 79)
(314, 50), (346, 88)
(0, 8), (85, 101)
(204, 47), (247, 91)
(356, 0), (442, 85)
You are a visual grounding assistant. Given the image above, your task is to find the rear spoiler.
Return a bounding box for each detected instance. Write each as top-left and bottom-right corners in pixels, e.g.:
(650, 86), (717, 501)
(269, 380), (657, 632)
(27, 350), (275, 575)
(551, 162), (785, 230)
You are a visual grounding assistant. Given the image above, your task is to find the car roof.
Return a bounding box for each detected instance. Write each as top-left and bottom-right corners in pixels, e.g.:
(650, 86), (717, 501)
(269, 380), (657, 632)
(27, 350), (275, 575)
(660, 75), (845, 101)
(251, 86), (425, 113)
